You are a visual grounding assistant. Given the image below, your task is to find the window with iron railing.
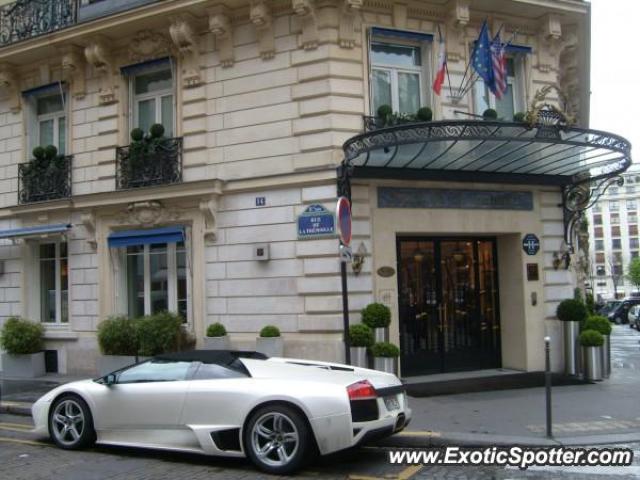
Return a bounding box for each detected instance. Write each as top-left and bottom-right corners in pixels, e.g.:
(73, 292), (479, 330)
(0, 0), (76, 47)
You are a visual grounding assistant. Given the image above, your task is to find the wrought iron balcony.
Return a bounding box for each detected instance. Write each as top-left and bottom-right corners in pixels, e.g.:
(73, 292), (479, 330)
(0, 0), (77, 46)
(116, 137), (183, 190)
(18, 155), (72, 204)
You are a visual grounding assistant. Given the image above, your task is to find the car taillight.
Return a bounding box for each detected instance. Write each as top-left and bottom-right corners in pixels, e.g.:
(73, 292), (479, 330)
(347, 380), (377, 400)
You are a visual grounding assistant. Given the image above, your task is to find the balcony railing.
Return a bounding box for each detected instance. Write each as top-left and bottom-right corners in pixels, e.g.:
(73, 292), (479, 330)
(116, 137), (183, 190)
(0, 0), (77, 46)
(18, 155), (72, 204)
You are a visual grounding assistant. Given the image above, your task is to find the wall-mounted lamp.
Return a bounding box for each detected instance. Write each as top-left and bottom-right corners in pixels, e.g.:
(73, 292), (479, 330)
(352, 242), (367, 275)
(552, 250), (571, 270)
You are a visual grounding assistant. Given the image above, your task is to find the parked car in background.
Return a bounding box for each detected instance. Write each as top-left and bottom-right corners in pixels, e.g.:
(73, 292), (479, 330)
(597, 300), (621, 317)
(628, 305), (640, 328)
(607, 298), (640, 324)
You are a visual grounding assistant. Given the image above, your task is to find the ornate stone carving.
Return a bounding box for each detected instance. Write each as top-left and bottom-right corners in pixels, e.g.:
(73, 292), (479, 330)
(293, 0), (318, 50)
(0, 63), (20, 112)
(449, 0), (469, 29)
(129, 30), (172, 63)
(199, 196), (219, 242)
(250, 1), (275, 60)
(536, 14), (562, 73)
(80, 211), (96, 249)
(208, 6), (234, 68)
(61, 45), (86, 99)
(120, 201), (180, 228)
(169, 14), (203, 88)
(84, 37), (117, 105)
(339, 0), (362, 48)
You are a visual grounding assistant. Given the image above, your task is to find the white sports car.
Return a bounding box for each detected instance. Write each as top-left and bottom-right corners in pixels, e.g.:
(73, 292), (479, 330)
(33, 350), (411, 474)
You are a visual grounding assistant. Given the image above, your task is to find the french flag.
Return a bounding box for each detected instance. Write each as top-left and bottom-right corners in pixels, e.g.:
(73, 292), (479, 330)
(432, 34), (447, 96)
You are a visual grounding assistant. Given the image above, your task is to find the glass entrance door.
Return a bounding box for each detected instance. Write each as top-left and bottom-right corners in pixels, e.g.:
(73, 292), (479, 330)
(398, 238), (501, 376)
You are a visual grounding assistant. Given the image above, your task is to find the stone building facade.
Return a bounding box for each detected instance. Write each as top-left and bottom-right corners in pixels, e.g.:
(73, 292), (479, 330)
(0, 0), (602, 376)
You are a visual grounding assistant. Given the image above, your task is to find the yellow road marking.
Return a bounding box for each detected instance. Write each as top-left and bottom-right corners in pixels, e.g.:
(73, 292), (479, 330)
(397, 430), (441, 437)
(0, 422), (33, 430)
(0, 425), (33, 433)
(0, 436), (49, 447)
(397, 465), (423, 479)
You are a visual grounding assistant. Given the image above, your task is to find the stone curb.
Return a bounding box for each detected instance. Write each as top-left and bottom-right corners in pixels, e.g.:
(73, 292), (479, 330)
(0, 402), (32, 416)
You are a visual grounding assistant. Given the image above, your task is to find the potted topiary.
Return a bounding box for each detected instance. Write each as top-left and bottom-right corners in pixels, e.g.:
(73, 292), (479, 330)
(556, 298), (588, 376)
(361, 303), (391, 343)
(416, 106), (433, 122)
(579, 329), (604, 381)
(513, 112), (526, 123)
(136, 311), (188, 357)
(204, 322), (230, 350)
(583, 315), (612, 378)
(376, 104), (393, 127)
(256, 325), (283, 357)
(96, 316), (140, 375)
(349, 323), (373, 368)
(482, 108), (498, 120)
(370, 342), (400, 374)
(0, 317), (45, 377)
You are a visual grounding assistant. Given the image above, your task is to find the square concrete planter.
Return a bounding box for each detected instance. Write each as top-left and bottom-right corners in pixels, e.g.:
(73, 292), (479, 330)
(1, 352), (45, 378)
(203, 335), (231, 350)
(256, 337), (284, 357)
(97, 355), (146, 376)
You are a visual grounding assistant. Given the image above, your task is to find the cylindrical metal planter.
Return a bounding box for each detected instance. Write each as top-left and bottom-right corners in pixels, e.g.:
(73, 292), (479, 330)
(583, 346), (603, 381)
(374, 327), (389, 343)
(373, 356), (397, 374)
(350, 347), (368, 368)
(601, 335), (611, 379)
(563, 321), (580, 376)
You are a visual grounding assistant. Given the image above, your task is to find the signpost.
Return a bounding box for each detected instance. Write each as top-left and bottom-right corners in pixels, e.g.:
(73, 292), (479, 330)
(337, 196), (352, 364)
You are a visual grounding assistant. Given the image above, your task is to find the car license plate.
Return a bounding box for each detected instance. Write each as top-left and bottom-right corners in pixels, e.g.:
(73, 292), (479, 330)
(384, 395), (400, 411)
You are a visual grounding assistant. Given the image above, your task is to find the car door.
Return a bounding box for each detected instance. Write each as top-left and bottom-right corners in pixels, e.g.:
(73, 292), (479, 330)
(91, 359), (194, 433)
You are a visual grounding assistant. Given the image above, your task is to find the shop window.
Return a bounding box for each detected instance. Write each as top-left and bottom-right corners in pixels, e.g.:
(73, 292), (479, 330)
(595, 240), (604, 251)
(473, 55), (525, 119)
(627, 199), (637, 210)
(593, 215), (602, 225)
(38, 242), (68, 323)
(609, 200), (619, 212)
(129, 63), (175, 137)
(596, 265), (606, 276)
(594, 227), (603, 238)
(630, 225), (638, 236)
(610, 213), (619, 225)
(631, 238), (639, 249)
(120, 241), (188, 321)
(611, 226), (621, 237)
(370, 40), (428, 115)
(612, 239), (622, 250)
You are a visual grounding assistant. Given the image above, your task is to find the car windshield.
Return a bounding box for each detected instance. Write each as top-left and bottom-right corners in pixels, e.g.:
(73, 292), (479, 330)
(601, 302), (621, 314)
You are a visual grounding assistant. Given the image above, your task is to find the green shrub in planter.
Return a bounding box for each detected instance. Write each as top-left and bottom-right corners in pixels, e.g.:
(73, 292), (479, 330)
(361, 303), (391, 329)
(556, 298), (588, 323)
(370, 342), (400, 358)
(32, 146), (45, 160)
(416, 107), (433, 122)
(44, 144), (58, 160)
(206, 322), (227, 337)
(260, 325), (281, 337)
(97, 316), (138, 356)
(376, 104), (393, 119)
(136, 311), (184, 356)
(482, 108), (498, 120)
(149, 123), (165, 138)
(513, 112), (526, 123)
(579, 329), (604, 347)
(583, 315), (612, 336)
(130, 128), (144, 142)
(0, 317), (44, 355)
(349, 324), (373, 348)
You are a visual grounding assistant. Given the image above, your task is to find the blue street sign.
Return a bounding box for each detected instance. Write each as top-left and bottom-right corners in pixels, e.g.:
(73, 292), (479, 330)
(297, 204), (335, 239)
(522, 233), (540, 256)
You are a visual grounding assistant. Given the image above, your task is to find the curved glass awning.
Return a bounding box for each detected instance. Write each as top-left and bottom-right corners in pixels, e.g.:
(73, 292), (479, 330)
(342, 120), (632, 186)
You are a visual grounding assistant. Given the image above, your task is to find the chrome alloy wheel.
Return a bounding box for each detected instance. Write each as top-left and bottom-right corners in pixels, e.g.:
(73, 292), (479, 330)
(51, 399), (85, 446)
(250, 412), (300, 467)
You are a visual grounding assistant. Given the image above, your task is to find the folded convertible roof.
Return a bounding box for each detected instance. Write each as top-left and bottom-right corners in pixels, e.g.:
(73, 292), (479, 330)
(154, 350), (268, 365)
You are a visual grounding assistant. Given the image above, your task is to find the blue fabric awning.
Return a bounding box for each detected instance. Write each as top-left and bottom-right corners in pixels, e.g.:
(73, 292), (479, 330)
(120, 57), (172, 76)
(371, 27), (433, 42)
(22, 82), (66, 97)
(0, 223), (71, 239)
(108, 226), (185, 248)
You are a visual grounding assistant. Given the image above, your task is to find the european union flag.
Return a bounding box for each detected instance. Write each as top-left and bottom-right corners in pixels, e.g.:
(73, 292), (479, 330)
(472, 21), (496, 95)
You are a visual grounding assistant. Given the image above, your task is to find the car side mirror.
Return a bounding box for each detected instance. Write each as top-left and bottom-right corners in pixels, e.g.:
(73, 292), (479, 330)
(104, 373), (117, 386)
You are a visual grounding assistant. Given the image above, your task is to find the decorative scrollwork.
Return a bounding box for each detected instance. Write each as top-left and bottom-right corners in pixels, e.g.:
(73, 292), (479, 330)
(116, 137), (183, 190)
(18, 155), (72, 204)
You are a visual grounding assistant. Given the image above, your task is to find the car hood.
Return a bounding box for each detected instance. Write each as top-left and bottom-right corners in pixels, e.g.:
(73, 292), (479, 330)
(241, 357), (402, 390)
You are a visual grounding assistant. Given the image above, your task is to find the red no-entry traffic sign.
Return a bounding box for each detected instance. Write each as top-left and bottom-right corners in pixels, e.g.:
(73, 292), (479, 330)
(336, 196), (352, 247)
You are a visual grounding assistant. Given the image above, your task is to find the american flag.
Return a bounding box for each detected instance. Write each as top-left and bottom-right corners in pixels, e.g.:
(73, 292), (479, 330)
(491, 34), (507, 99)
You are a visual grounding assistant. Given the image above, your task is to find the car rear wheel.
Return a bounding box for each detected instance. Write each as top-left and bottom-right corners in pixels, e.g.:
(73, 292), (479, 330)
(244, 404), (311, 475)
(48, 394), (96, 450)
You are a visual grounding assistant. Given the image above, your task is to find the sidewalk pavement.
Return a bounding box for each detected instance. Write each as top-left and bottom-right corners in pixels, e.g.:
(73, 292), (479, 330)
(2, 325), (640, 447)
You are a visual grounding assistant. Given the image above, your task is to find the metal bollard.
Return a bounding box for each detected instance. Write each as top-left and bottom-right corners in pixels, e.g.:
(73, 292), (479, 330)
(545, 336), (552, 438)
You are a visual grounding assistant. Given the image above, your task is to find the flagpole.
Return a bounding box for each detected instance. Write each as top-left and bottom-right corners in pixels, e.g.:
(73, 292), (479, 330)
(454, 18), (488, 102)
(436, 24), (454, 99)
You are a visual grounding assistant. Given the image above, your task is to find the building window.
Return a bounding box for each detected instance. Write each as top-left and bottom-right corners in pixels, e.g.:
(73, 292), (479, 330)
(122, 241), (188, 320)
(626, 185), (636, 194)
(592, 203), (601, 213)
(130, 65), (175, 137)
(630, 225), (638, 236)
(596, 265), (606, 276)
(595, 240), (604, 251)
(596, 253), (605, 263)
(39, 242), (68, 323)
(25, 89), (67, 157)
(610, 213), (620, 225)
(629, 212), (638, 224)
(371, 41), (426, 115)
(612, 238), (622, 250)
(593, 214), (602, 225)
(609, 187), (619, 196)
(609, 200), (619, 211)
(627, 199), (637, 210)
(632, 251), (639, 259)
(594, 227), (603, 238)
(473, 55), (524, 118)
(631, 238), (639, 249)
(611, 226), (621, 237)
(613, 264), (623, 275)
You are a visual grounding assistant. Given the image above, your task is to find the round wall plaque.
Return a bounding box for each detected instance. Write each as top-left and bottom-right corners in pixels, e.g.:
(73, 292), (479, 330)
(377, 266), (396, 277)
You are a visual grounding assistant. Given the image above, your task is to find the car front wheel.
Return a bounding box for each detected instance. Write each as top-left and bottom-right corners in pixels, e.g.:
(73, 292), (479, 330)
(244, 404), (312, 475)
(48, 394), (96, 450)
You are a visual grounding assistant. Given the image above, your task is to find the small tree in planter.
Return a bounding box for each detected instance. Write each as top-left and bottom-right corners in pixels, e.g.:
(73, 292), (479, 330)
(96, 316), (140, 375)
(349, 323), (373, 368)
(583, 315), (612, 378)
(556, 298), (588, 376)
(136, 311), (187, 357)
(0, 317), (45, 378)
(371, 341), (400, 374)
(204, 322), (230, 350)
(361, 303), (391, 342)
(580, 329), (604, 381)
(256, 325), (283, 357)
